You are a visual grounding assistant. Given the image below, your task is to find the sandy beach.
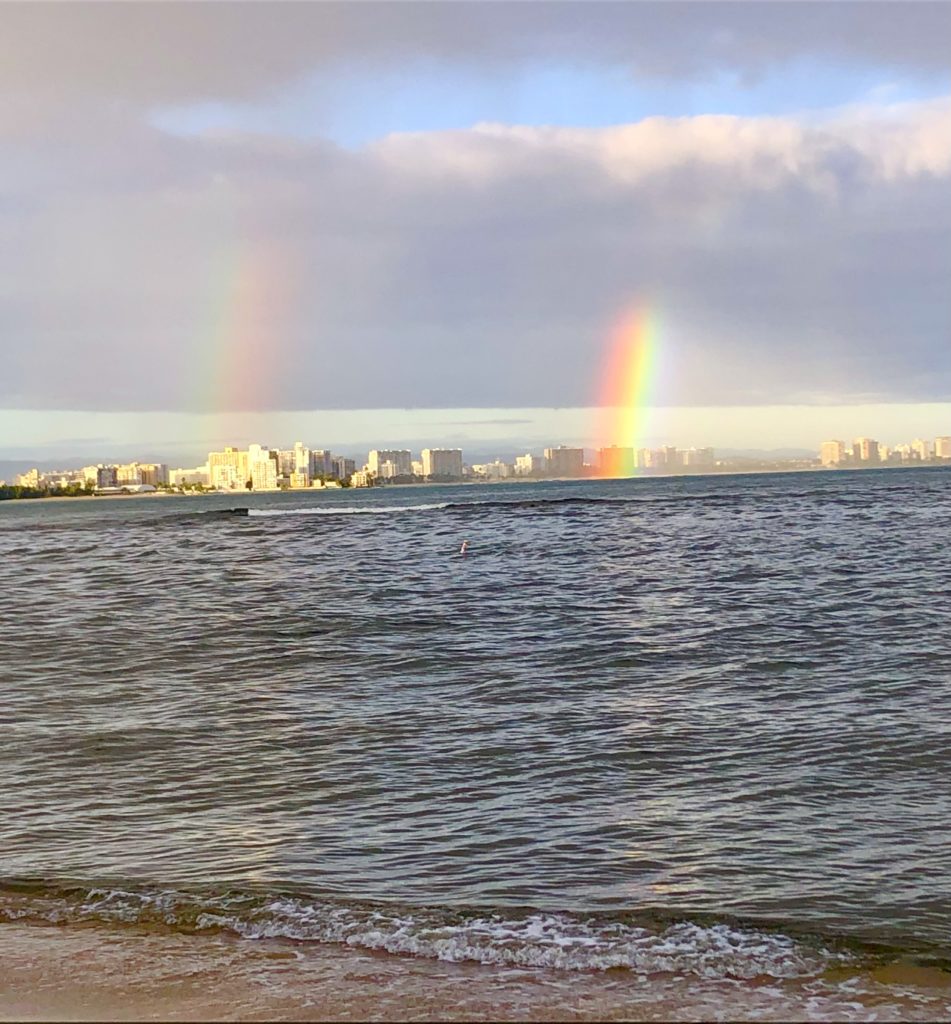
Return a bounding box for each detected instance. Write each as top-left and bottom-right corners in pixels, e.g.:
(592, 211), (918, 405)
(3, 920), (950, 1023)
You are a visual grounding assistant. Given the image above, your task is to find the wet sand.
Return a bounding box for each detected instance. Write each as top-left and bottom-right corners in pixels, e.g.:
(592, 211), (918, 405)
(3, 921), (949, 1022)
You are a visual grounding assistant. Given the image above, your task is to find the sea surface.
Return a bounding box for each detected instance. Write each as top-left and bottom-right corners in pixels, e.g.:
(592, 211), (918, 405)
(2, 468), (950, 1020)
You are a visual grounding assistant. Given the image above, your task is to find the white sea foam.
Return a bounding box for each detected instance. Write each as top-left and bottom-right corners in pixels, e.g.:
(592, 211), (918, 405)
(248, 502), (450, 517)
(0, 886), (857, 979)
(194, 900), (839, 979)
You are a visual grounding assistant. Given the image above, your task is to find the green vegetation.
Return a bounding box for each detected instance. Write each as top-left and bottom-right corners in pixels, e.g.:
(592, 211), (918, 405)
(0, 482), (95, 501)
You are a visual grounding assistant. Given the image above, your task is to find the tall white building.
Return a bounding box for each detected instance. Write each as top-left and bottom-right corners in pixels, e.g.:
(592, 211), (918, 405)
(935, 437), (951, 459)
(682, 447), (715, 468)
(820, 440), (847, 467)
(208, 447), (249, 490)
(248, 444), (278, 490)
(292, 441), (310, 473)
(514, 454), (546, 476)
(911, 438), (932, 462)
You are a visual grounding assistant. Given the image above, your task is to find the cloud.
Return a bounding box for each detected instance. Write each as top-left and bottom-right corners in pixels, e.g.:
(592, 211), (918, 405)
(0, 4), (948, 415)
(1, 1), (949, 110)
(2, 95), (948, 414)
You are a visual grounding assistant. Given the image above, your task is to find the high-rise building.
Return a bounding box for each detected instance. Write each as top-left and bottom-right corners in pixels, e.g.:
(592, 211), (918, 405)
(310, 449), (333, 479)
(682, 447), (715, 468)
(15, 468), (39, 487)
(138, 463), (168, 486)
(911, 438), (932, 462)
(514, 454), (546, 476)
(95, 465), (118, 488)
(368, 449), (413, 478)
(820, 440), (847, 467)
(634, 448), (654, 469)
(276, 449), (296, 478)
(935, 437), (951, 459)
(544, 446), (584, 478)
(115, 462), (142, 485)
(597, 446), (635, 477)
(332, 456), (356, 480)
(208, 447), (250, 490)
(248, 444), (278, 490)
(421, 448), (464, 479)
(292, 441), (310, 474)
(661, 446), (683, 469)
(852, 438), (880, 463)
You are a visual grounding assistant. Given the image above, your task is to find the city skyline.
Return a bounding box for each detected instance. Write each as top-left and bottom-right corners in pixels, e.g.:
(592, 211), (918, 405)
(7, 428), (949, 494)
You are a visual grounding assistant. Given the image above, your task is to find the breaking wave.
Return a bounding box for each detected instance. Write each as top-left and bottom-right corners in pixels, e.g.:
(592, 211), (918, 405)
(0, 882), (861, 980)
(247, 502), (451, 517)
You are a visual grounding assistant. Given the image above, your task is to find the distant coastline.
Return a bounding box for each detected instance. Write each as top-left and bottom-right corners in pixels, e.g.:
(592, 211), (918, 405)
(4, 460), (950, 504)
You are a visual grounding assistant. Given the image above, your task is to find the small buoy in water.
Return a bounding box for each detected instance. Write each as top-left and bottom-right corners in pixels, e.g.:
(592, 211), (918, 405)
(460, 540), (469, 557)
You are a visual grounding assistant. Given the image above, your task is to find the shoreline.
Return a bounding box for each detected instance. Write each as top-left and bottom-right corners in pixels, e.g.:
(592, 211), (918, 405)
(2, 461), (949, 506)
(2, 919), (949, 1023)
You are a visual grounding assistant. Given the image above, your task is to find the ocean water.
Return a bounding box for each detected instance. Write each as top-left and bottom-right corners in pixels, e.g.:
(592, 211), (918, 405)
(2, 468), (950, 1018)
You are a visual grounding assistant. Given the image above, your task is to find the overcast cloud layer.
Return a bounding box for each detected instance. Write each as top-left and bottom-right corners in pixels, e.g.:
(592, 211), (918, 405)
(1, 2), (949, 413)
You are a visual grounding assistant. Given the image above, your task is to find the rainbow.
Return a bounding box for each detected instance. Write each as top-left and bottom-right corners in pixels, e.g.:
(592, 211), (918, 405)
(207, 244), (296, 413)
(594, 306), (659, 477)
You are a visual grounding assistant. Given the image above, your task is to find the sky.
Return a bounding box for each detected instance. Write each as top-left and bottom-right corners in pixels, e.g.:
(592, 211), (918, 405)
(1, 1), (949, 463)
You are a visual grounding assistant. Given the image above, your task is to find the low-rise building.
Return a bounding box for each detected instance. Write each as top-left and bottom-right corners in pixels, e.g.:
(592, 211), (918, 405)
(169, 466), (210, 486)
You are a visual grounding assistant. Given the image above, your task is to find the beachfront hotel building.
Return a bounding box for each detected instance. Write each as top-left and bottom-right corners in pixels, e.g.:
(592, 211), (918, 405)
(935, 437), (951, 459)
(852, 438), (880, 463)
(597, 446), (635, 477)
(911, 438), (932, 462)
(208, 447), (250, 490)
(514, 454), (546, 477)
(368, 449), (413, 478)
(421, 448), (464, 479)
(333, 456), (356, 480)
(544, 446), (584, 477)
(682, 447), (715, 468)
(248, 444), (279, 490)
(820, 440), (847, 466)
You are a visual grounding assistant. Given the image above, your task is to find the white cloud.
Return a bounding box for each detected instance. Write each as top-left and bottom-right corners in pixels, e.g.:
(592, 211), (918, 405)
(1, 79), (949, 409)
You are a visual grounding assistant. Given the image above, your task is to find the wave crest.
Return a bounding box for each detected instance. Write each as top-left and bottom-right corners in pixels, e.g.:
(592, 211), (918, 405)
(0, 884), (847, 979)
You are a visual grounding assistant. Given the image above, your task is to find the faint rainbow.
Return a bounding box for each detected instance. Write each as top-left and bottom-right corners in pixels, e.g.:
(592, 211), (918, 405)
(594, 306), (659, 477)
(196, 240), (295, 445)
